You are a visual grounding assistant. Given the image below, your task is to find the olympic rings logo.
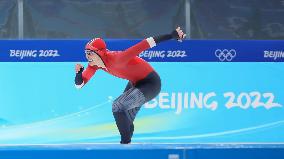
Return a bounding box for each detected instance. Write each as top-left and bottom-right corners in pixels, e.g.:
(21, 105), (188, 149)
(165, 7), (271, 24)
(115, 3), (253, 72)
(215, 49), (237, 61)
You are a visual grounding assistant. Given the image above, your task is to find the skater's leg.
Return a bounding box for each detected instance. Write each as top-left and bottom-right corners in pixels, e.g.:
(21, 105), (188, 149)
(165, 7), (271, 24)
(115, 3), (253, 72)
(112, 72), (161, 144)
(135, 71), (161, 101)
(112, 87), (145, 144)
(113, 111), (132, 144)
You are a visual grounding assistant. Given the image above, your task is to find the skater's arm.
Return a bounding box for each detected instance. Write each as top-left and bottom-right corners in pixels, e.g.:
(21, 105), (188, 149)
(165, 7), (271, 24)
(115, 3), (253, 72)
(153, 27), (186, 44)
(118, 39), (151, 62)
(119, 27), (186, 62)
(75, 64), (97, 89)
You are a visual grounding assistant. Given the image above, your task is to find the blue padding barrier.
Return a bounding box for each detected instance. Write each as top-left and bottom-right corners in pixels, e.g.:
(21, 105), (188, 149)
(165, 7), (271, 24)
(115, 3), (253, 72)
(0, 144), (284, 159)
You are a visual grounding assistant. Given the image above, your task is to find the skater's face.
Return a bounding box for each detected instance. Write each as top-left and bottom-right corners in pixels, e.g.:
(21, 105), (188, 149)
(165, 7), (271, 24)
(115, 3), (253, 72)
(85, 50), (106, 68)
(85, 50), (97, 62)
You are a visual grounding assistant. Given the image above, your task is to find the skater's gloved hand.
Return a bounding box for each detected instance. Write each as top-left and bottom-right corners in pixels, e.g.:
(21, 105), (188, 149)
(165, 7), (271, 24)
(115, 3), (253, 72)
(171, 27), (186, 42)
(75, 64), (84, 74)
(75, 64), (84, 86)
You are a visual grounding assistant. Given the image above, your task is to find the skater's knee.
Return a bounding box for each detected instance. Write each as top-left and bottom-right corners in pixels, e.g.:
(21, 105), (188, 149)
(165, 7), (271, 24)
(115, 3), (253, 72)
(112, 88), (146, 113)
(112, 100), (125, 112)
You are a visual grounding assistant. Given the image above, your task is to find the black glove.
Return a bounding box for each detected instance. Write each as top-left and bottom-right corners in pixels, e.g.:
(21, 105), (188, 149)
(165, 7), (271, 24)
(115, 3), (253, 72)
(75, 67), (84, 85)
(171, 29), (180, 40)
(153, 29), (181, 44)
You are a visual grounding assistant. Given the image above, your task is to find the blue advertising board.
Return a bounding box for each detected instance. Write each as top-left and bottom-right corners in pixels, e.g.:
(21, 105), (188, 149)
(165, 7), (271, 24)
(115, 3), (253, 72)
(0, 40), (283, 62)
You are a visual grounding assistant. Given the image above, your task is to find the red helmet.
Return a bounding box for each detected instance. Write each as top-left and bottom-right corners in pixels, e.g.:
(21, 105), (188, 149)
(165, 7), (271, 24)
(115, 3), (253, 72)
(85, 38), (107, 64)
(85, 38), (107, 52)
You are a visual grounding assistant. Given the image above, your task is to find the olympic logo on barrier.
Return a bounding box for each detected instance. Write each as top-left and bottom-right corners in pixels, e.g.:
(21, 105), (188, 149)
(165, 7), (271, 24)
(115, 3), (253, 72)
(215, 49), (237, 61)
